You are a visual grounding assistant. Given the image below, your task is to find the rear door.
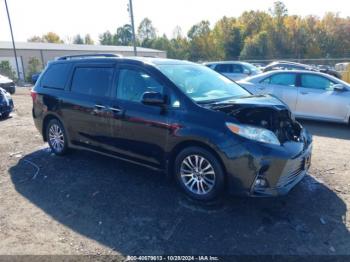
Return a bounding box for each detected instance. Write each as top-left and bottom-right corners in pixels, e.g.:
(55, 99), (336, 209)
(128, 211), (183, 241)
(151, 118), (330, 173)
(295, 73), (349, 122)
(62, 63), (116, 150)
(109, 64), (170, 168)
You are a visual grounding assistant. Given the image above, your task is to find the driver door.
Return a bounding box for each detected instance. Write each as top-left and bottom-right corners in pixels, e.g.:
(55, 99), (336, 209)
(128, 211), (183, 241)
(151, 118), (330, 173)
(110, 64), (170, 168)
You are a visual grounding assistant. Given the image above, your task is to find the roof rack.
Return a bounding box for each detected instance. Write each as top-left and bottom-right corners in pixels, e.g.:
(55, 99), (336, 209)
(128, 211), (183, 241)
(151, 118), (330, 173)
(56, 53), (122, 60)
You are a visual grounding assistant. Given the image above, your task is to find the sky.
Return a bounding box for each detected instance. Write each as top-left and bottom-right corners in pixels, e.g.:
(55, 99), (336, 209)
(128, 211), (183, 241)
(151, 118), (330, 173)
(0, 0), (349, 43)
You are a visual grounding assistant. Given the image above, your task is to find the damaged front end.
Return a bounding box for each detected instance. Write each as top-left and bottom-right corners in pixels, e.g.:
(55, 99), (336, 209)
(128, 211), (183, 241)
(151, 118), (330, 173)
(207, 95), (313, 196)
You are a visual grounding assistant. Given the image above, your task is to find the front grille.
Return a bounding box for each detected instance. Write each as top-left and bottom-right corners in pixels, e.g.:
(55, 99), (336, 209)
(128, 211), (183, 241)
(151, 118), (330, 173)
(277, 159), (304, 187)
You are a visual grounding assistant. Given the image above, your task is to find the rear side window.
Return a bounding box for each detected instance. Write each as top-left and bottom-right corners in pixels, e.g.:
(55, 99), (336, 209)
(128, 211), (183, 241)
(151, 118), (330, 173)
(41, 63), (71, 89)
(71, 67), (114, 97)
(261, 73), (296, 87)
(215, 64), (232, 73)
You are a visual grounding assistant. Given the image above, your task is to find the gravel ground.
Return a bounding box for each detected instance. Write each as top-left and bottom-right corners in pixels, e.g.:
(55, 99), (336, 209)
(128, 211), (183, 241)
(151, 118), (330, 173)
(0, 88), (350, 256)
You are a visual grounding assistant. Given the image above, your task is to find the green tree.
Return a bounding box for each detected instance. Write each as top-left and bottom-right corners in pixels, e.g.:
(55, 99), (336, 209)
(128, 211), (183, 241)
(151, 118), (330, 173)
(27, 36), (43, 42)
(138, 18), (157, 47)
(73, 34), (84, 44)
(26, 57), (42, 82)
(99, 31), (114, 45)
(84, 34), (94, 45)
(114, 24), (133, 45)
(240, 31), (270, 59)
(0, 61), (16, 80)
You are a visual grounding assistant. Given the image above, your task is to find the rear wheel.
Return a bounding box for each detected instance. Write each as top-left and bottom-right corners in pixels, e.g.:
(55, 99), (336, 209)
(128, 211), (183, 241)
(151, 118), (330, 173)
(1, 112), (9, 119)
(46, 119), (69, 155)
(174, 146), (225, 201)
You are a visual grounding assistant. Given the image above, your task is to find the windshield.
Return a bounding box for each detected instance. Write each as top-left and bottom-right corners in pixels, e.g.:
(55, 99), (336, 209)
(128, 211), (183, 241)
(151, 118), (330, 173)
(157, 64), (250, 102)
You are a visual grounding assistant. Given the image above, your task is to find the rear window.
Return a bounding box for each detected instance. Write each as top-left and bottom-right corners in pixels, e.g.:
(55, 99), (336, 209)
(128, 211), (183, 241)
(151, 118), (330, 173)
(71, 67), (114, 97)
(41, 63), (71, 89)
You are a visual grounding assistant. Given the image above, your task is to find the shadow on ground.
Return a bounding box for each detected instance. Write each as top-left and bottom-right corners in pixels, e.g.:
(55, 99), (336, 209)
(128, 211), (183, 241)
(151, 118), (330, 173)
(299, 119), (350, 140)
(9, 144), (349, 255)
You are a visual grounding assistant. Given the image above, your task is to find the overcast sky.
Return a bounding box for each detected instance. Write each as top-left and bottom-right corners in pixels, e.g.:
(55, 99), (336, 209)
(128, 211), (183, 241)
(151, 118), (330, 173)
(0, 0), (349, 43)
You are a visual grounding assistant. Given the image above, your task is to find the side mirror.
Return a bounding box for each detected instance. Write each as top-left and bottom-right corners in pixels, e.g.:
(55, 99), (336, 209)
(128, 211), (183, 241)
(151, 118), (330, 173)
(333, 84), (346, 92)
(141, 91), (165, 106)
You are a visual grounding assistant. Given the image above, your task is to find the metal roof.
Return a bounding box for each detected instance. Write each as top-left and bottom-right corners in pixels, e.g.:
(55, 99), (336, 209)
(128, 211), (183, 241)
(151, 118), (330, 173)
(0, 41), (165, 54)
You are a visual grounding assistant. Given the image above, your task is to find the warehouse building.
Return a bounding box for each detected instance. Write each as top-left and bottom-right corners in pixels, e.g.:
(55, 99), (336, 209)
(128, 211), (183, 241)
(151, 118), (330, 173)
(0, 41), (166, 80)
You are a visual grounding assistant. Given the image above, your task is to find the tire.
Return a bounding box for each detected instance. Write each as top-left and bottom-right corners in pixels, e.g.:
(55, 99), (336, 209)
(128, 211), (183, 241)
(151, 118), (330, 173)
(174, 146), (225, 201)
(46, 119), (69, 155)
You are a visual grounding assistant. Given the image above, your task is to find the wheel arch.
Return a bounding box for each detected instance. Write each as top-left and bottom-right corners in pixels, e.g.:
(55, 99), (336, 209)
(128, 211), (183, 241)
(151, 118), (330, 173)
(168, 140), (227, 178)
(42, 113), (65, 142)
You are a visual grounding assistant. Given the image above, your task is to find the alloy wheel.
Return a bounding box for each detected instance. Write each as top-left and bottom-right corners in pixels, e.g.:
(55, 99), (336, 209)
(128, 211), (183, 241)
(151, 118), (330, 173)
(180, 154), (216, 195)
(48, 123), (65, 153)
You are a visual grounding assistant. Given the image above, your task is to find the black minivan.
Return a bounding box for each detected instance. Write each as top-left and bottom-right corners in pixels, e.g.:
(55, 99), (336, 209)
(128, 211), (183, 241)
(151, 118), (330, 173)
(32, 54), (312, 201)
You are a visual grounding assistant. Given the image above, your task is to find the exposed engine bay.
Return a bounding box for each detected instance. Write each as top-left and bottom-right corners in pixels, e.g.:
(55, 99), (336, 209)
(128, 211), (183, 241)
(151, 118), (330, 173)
(207, 97), (303, 144)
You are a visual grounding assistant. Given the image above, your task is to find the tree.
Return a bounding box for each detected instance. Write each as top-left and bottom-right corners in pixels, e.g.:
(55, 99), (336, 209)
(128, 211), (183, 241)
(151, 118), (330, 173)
(0, 61), (16, 80)
(213, 17), (243, 59)
(73, 34), (84, 44)
(27, 36), (43, 42)
(115, 24), (133, 45)
(240, 31), (270, 59)
(84, 34), (94, 45)
(26, 57), (42, 82)
(138, 18), (157, 46)
(99, 31), (114, 45)
(42, 32), (64, 43)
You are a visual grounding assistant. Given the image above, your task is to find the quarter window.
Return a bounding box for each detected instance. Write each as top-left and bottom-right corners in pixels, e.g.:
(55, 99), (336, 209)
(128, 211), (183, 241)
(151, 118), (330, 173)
(300, 74), (335, 90)
(41, 63), (71, 89)
(117, 69), (164, 102)
(71, 67), (113, 97)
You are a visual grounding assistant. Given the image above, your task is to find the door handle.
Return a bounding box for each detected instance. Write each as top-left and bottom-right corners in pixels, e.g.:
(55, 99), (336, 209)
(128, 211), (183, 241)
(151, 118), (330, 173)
(258, 87), (265, 90)
(301, 92), (309, 95)
(109, 106), (122, 114)
(92, 104), (106, 114)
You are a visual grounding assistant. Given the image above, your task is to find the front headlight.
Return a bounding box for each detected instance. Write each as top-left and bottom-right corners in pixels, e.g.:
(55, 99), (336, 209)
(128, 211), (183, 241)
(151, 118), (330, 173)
(226, 122), (280, 145)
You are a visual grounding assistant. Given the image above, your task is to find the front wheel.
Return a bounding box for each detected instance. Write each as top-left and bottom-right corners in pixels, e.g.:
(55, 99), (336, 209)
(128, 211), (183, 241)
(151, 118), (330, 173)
(46, 119), (69, 155)
(174, 147), (225, 201)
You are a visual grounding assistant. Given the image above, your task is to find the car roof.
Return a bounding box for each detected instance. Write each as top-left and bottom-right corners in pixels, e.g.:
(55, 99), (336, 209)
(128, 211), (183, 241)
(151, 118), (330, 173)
(203, 61), (248, 65)
(49, 56), (195, 67)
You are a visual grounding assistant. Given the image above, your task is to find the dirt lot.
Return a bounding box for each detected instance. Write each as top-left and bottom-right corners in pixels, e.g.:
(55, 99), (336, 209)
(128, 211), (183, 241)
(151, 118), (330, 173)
(1, 88), (350, 256)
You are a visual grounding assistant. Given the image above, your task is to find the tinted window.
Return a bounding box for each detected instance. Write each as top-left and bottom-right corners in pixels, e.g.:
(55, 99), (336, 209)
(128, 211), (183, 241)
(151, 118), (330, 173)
(215, 64), (232, 73)
(300, 74), (335, 90)
(71, 67), (113, 97)
(117, 69), (164, 102)
(232, 64), (243, 73)
(41, 63), (71, 89)
(268, 73), (296, 86)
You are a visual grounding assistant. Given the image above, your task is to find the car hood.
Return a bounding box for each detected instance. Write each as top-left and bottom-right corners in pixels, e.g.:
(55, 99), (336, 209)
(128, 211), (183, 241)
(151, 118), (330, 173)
(0, 75), (12, 84)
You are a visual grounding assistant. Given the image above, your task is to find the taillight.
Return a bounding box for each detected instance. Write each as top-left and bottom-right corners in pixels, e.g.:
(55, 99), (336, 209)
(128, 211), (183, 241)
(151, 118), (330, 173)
(30, 89), (37, 102)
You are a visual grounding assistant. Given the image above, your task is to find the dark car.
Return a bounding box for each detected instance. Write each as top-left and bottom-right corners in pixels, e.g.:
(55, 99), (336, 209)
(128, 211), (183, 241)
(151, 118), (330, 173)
(263, 61), (341, 79)
(31, 54), (312, 201)
(0, 74), (16, 94)
(0, 87), (14, 119)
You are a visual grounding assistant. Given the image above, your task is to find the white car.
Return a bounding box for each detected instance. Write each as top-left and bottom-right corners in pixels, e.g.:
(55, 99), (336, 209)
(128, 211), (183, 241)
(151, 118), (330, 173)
(204, 61), (261, 81)
(238, 70), (350, 124)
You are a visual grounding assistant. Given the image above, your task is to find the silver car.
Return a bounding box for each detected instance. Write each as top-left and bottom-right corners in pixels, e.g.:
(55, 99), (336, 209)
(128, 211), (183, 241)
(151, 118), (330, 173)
(238, 70), (350, 124)
(204, 61), (261, 81)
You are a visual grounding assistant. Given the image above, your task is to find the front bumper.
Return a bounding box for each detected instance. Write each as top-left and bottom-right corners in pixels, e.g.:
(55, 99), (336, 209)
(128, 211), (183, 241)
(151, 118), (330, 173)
(0, 99), (14, 115)
(220, 128), (313, 197)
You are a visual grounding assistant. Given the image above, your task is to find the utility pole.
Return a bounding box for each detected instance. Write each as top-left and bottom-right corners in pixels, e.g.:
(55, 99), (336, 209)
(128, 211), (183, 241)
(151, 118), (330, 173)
(4, 0), (21, 81)
(128, 0), (137, 56)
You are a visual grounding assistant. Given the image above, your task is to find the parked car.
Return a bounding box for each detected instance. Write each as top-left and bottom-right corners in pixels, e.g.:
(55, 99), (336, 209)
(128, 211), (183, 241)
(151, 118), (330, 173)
(262, 61), (342, 79)
(238, 70), (350, 124)
(0, 87), (14, 119)
(0, 74), (16, 94)
(32, 55), (312, 201)
(204, 61), (262, 81)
